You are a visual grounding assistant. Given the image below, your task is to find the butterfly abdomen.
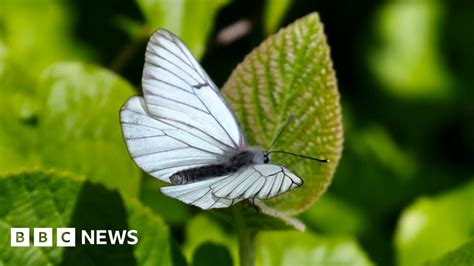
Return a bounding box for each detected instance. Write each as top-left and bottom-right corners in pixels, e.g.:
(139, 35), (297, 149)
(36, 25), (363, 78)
(169, 150), (258, 185)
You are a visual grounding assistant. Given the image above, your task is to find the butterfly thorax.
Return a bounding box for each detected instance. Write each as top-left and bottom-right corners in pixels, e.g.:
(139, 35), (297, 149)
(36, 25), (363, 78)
(169, 147), (265, 185)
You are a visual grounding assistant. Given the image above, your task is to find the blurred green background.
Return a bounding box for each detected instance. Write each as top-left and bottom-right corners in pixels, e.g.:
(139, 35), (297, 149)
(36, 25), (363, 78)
(1, 0), (473, 265)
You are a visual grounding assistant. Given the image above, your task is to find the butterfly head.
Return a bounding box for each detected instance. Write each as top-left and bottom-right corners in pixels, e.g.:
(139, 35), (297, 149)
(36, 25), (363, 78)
(243, 147), (270, 164)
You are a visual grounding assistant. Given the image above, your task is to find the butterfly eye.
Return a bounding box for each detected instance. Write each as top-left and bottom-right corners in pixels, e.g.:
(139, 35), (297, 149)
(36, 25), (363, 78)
(263, 154), (269, 164)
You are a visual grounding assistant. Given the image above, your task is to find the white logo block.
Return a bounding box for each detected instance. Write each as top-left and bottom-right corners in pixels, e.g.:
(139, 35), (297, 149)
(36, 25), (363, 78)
(11, 228), (30, 247)
(34, 228), (53, 247)
(57, 228), (76, 247)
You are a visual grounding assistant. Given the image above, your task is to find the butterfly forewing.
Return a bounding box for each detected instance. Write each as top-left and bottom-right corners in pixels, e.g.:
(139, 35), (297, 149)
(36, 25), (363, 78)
(120, 29), (244, 182)
(121, 96), (222, 182)
(142, 29), (242, 148)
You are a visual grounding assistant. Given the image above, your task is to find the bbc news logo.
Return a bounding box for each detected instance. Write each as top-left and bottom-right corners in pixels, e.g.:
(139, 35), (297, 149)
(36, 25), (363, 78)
(11, 228), (138, 247)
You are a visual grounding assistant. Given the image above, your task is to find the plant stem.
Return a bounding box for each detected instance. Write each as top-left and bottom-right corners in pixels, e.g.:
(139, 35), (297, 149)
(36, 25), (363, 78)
(234, 207), (256, 266)
(238, 228), (256, 266)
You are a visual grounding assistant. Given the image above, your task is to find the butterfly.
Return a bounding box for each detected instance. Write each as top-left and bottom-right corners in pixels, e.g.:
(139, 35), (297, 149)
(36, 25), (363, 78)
(120, 29), (328, 209)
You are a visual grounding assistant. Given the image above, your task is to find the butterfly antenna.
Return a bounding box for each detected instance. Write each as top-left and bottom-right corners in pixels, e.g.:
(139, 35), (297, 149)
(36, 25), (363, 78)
(268, 150), (329, 163)
(266, 113), (329, 163)
(267, 113), (295, 152)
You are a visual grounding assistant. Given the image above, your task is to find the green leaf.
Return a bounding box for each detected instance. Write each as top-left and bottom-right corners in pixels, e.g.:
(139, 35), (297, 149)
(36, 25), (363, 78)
(300, 193), (368, 237)
(394, 180), (474, 266)
(0, 62), (141, 196)
(183, 215), (373, 266)
(0, 0), (92, 75)
(139, 178), (192, 226)
(331, 122), (418, 220)
(0, 59), (39, 171)
(256, 231), (374, 266)
(136, 0), (229, 59)
(222, 12), (343, 213)
(192, 242), (233, 266)
(355, 125), (416, 180)
(183, 214), (238, 263)
(369, 0), (453, 99)
(0, 170), (184, 265)
(264, 0), (292, 34)
(35, 62), (141, 196)
(210, 202), (305, 233)
(425, 239), (474, 266)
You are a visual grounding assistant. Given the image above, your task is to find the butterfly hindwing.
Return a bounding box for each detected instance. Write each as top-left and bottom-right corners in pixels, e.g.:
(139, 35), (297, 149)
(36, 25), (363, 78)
(159, 176), (242, 209)
(160, 164), (302, 209)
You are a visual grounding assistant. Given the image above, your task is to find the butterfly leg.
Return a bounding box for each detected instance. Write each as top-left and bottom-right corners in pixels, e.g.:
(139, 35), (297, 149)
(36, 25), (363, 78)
(249, 198), (260, 213)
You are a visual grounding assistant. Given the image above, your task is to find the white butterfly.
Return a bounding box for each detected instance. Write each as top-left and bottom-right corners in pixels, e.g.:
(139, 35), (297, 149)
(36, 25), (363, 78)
(120, 29), (324, 209)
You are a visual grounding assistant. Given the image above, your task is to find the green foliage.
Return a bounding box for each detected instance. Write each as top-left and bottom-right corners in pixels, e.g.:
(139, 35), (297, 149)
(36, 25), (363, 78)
(394, 180), (474, 266)
(1, 0), (472, 265)
(183, 214), (238, 263)
(0, 170), (184, 265)
(333, 121), (417, 218)
(256, 232), (374, 266)
(370, 0), (452, 99)
(192, 242), (234, 266)
(139, 178), (192, 226)
(0, 62), (141, 196)
(300, 193), (368, 237)
(210, 202), (306, 234)
(0, 59), (39, 170)
(0, 0), (92, 75)
(264, 0), (292, 34)
(425, 239), (474, 266)
(183, 214), (374, 266)
(136, 0), (229, 59)
(223, 13), (343, 213)
(37, 63), (141, 196)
